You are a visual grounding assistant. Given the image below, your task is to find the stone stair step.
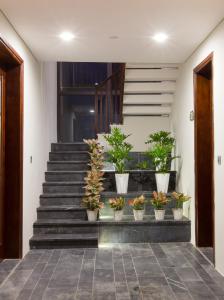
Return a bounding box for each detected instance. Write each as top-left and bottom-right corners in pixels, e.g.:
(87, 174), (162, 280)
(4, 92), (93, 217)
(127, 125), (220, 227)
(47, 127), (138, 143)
(47, 161), (89, 171)
(45, 171), (87, 182)
(49, 151), (89, 162)
(33, 219), (98, 234)
(51, 143), (88, 152)
(30, 233), (98, 249)
(43, 181), (85, 193)
(37, 205), (86, 219)
(40, 193), (84, 206)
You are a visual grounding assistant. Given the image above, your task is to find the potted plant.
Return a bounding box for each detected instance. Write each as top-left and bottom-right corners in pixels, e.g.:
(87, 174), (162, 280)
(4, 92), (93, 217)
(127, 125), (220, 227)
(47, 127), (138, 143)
(171, 192), (191, 220)
(151, 191), (168, 220)
(104, 127), (133, 194)
(109, 197), (125, 221)
(82, 139), (104, 221)
(145, 131), (179, 193)
(129, 195), (145, 221)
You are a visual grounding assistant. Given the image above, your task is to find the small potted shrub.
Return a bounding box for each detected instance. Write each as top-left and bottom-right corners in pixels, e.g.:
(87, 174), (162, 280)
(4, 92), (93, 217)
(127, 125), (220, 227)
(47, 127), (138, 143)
(104, 127), (133, 194)
(82, 139), (104, 221)
(151, 191), (168, 220)
(109, 197), (125, 221)
(171, 192), (191, 220)
(145, 131), (179, 193)
(129, 195), (145, 221)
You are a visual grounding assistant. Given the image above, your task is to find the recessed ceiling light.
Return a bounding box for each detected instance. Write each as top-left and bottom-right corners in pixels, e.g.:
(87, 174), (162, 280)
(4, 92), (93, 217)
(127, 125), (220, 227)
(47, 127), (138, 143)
(90, 109), (95, 113)
(59, 31), (75, 41)
(152, 32), (168, 43)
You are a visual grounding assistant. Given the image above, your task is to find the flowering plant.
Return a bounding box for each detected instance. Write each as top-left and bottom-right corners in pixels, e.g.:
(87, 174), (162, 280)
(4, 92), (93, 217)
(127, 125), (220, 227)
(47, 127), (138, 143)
(129, 195), (145, 210)
(82, 139), (104, 211)
(109, 197), (125, 211)
(151, 191), (168, 210)
(171, 192), (191, 209)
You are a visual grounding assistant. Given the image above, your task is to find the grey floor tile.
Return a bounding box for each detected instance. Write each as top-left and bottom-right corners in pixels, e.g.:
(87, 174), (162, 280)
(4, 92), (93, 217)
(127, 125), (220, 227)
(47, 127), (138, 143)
(43, 288), (76, 300)
(0, 260), (20, 272)
(185, 281), (217, 299)
(129, 244), (154, 258)
(133, 258), (162, 276)
(138, 275), (168, 287)
(175, 267), (203, 282)
(113, 258), (126, 282)
(93, 291), (116, 300)
(95, 249), (113, 270)
(84, 248), (96, 260)
(141, 285), (174, 300)
(17, 289), (33, 300)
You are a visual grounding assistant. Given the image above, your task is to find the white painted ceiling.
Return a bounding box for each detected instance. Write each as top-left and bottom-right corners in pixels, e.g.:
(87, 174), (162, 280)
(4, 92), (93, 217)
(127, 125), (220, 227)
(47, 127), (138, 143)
(1, 0), (224, 63)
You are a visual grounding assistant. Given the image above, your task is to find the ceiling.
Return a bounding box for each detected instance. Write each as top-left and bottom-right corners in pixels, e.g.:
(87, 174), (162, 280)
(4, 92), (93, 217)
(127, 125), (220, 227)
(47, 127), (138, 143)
(1, 0), (224, 63)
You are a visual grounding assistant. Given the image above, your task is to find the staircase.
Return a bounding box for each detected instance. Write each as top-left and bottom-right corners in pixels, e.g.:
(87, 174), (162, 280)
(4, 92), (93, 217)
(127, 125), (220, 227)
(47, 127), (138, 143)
(30, 143), (98, 249)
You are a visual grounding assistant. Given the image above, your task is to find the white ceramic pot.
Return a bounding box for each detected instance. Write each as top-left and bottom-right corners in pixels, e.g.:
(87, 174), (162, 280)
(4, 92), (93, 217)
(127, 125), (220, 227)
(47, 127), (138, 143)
(173, 208), (183, 220)
(114, 210), (123, 221)
(115, 173), (129, 194)
(154, 209), (165, 221)
(87, 210), (98, 221)
(133, 209), (144, 221)
(155, 173), (170, 193)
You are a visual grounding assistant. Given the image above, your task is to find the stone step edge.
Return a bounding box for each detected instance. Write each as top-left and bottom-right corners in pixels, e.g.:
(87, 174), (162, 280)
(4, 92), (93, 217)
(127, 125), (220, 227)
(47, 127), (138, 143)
(30, 233), (98, 241)
(34, 217), (190, 226)
(37, 206), (85, 211)
(43, 181), (85, 186)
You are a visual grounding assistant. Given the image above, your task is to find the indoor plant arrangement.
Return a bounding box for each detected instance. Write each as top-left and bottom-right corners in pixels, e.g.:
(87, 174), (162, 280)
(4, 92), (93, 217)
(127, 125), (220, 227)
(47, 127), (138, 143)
(82, 139), (104, 221)
(104, 127), (133, 194)
(129, 194), (145, 221)
(109, 197), (125, 221)
(145, 131), (179, 193)
(171, 192), (191, 220)
(151, 191), (168, 220)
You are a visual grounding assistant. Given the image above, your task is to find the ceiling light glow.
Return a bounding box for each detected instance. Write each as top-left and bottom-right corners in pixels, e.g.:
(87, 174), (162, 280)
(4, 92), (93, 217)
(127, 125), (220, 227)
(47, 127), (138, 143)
(90, 110), (95, 113)
(59, 31), (75, 41)
(152, 32), (168, 43)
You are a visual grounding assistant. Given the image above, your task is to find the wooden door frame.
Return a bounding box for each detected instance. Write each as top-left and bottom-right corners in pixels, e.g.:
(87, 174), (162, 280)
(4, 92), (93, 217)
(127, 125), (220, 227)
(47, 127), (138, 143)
(0, 37), (24, 258)
(193, 53), (215, 259)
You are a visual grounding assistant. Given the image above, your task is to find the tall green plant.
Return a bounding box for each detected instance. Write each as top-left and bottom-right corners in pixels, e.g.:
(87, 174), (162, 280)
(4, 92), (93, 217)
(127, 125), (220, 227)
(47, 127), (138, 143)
(82, 139), (104, 211)
(104, 127), (133, 174)
(145, 131), (178, 173)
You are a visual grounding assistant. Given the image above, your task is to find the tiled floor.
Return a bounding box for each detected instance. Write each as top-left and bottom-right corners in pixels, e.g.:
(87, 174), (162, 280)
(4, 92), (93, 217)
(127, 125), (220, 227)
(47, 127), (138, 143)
(199, 247), (214, 264)
(0, 243), (224, 300)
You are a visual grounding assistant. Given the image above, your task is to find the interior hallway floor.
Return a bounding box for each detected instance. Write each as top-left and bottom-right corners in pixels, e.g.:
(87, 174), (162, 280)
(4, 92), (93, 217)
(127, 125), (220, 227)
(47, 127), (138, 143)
(0, 243), (224, 300)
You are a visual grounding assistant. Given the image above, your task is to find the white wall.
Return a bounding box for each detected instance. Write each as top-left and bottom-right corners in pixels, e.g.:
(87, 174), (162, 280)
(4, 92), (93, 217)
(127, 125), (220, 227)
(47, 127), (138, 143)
(171, 20), (224, 275)
(123, 116), (171, 151)
(0, 11), (57, 255)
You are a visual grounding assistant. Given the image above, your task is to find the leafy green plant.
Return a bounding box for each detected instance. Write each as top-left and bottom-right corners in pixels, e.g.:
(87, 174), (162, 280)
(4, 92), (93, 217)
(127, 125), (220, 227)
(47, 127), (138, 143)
(145, 131), (179, 173)
(151, 191), (168, 210)
(171, 192), (191, 209)
(82, 139), (104, 211)
(104, 127), (133, 174)
(109, 197), (125, 211)
(136, 161), (150, 170)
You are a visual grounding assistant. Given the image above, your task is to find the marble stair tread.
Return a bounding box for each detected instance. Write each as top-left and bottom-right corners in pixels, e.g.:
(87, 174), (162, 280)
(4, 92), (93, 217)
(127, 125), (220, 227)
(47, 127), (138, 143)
(43, 181), (85, 185)
(40, 193), (84, 198)
(37, 205), (85, 211)
(30, 233), (97, 240)
(97, 215), (190, 225)
(45, 171), (87, 174)
(34, 216), (190, 225)
(34, 219), (98, 225)
(101, 191), (173, 197)
(47, 160), (88, 164)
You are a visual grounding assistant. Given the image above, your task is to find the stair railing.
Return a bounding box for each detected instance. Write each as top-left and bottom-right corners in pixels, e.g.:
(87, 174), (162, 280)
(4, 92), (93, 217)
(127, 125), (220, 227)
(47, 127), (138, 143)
(94, 64), (125, 134)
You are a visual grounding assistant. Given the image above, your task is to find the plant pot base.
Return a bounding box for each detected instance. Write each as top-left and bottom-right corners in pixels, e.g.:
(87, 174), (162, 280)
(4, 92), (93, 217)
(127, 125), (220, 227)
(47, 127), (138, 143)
(133, 209), (144, 221)
(154, 209), (165, 221)
(87, 210), (98, 221)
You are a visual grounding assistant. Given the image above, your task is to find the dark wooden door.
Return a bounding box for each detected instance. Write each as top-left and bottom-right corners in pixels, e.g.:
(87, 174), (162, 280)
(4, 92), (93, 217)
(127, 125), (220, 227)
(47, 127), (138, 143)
(0, 67), (6, 257)
(194, 54), (214, 248)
